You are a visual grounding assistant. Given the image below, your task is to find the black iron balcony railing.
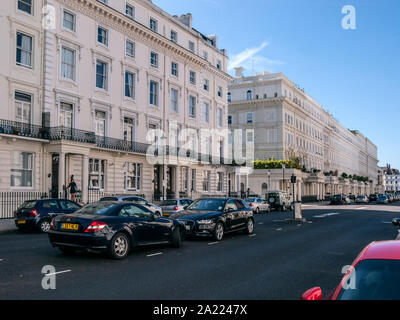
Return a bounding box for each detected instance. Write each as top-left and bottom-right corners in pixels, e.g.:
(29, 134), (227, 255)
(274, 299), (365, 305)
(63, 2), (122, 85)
(0, 119), (235, 165)
(95, 136), (149, 155)
(0, 119), (47, 140)
(49, 127), (96, 144)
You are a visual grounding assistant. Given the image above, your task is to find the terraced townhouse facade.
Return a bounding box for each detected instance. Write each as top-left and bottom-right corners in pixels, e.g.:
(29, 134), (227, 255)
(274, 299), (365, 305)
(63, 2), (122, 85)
(0, 0), (232, 203)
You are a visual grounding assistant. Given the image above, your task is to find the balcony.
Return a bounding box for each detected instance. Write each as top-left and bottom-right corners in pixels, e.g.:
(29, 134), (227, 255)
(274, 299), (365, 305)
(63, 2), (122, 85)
(0, 119), (233, 165)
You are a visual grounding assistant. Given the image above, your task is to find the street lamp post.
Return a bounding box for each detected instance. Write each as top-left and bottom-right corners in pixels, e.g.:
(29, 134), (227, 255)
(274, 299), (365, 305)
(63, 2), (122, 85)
(268, 170), (271, 192)
(282, 163), (286, 192)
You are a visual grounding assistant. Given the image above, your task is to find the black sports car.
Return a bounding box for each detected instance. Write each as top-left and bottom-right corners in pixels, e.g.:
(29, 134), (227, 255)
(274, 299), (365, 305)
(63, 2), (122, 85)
(170, 198), (254, 241)
(48, 202), (184, 259)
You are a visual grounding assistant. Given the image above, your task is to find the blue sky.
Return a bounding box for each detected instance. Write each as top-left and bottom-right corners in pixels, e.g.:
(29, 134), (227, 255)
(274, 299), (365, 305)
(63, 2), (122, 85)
(154, 0), (400, 169)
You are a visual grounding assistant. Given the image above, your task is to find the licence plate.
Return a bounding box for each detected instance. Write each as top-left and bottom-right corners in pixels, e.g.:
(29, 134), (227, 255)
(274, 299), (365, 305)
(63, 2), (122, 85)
(185, 225), (191, 231)
(61, 223), (79, 231)
(17, 220), (26, 224)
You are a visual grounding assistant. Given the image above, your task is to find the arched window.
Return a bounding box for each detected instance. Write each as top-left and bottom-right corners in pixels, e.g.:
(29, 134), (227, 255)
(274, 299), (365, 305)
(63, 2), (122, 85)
(246, 90), (252, 100)
(227, 92), (231, 102)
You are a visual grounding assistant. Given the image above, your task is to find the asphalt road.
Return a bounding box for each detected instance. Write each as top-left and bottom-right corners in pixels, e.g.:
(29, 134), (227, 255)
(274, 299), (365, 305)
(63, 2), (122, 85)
(1, 203), (400, 300)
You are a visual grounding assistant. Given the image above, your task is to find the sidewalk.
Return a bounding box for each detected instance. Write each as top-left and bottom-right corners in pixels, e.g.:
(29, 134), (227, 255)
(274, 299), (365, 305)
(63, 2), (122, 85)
(0, 219), (16, 233)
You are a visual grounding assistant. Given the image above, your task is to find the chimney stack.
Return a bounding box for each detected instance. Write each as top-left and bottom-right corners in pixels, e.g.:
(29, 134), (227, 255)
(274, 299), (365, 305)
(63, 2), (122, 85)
(234, 66), (244, 78)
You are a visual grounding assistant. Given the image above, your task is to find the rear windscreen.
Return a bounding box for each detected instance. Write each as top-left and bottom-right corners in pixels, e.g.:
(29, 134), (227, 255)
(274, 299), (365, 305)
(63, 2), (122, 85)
(100, 197), (118, 202)
(17, 201), (37, 210)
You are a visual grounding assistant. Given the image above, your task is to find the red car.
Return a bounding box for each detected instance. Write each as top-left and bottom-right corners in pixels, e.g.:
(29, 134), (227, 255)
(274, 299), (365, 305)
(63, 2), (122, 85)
(302, 241), (400, 300)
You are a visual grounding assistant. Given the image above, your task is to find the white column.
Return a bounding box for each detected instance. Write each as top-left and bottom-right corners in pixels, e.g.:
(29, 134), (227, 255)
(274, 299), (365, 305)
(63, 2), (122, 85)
(82, 155), (89, 204)
(58, 152), (66, 198)
(175, 166), (180, 198)
(237, 174), (241, 197)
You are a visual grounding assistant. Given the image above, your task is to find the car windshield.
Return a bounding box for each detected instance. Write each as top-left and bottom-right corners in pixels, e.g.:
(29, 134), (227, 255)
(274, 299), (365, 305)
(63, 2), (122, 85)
(337, 260), (400, 300)
(160, 200), (177, 206)
(187, 199), (226, 211)
(18, 201), (37, 209)
(76, 202), (120, 216)
(334, 195), (342, 199)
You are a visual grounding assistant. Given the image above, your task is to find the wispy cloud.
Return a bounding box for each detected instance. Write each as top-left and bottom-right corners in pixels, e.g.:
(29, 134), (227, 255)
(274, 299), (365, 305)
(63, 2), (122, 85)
(228, 41), (284, 74)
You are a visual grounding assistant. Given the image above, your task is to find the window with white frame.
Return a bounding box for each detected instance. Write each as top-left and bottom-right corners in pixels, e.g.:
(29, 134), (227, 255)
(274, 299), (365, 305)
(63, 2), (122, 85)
(16, 32), (32, 68)
(61, 47), (76, 80)
(247, 113), (253, 124)
(89, 158), (105, 190)
(217, 86), (223, 98)
(170, 30), (178, 43)
(203, 103), (209, 123)
(59, 102), (73, 128)
(15, 92), (32, 124)
(11, 152), (33, 188)
(150, 51), (158, 68)
(228, 115), (232, 125)
(202, 170), (211, 191)
(203, 79), (209, 91)
(149, 18), (158, 32)
(124, 163), (142, 191)
(63, 10), (76, 32)
(189, 96), (196, 118)
(97, 26), (108, 46)
(94, 110), (106, 137)
(189, 71), (196, 85)
(95, 60), (108, 90)
(125, 4), (135, 19)
(18, 0), (33, 15)
(123, 117), (135, 142)
(125, 71), (135, 99)
(170, 88), (178, 113)
(188, 41), (195, 53)
(217, 172), (224, 192)
(217, 108), (223, 127)
(149, 81), (159, 106)
(227, 92), (231, 102)
(126, 40), (135, 58)
(171, 62), (178, 77)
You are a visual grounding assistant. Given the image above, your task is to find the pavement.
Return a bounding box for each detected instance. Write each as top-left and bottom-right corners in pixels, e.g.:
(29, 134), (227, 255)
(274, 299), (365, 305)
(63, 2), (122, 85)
(1, 203), (400, 300)
(0, 219), (15, 234)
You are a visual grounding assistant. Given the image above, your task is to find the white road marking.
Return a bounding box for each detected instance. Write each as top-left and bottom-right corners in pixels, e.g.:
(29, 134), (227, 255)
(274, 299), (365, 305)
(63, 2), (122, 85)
(356, 207), (368, 210)
(382, 222), (393, 224)
(46, 270), (71, 276)
(208, 242), (220, 245)
(258, 222), (264, 225)
(313, 213), (341, 218)
(297, 224), (302, 227)
(276, 228), (283, 231)
(249, 234), (256, 237)
(147, 252), (163, 257)
(0, 259), (3, 262)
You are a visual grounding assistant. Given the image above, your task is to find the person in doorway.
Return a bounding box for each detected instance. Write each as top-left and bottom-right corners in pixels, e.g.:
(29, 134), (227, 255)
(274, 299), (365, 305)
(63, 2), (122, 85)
(67, 175), (78, 202)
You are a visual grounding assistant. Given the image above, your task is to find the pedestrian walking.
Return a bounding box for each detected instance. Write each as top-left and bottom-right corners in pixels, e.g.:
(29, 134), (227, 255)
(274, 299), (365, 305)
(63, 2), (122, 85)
(67, 175), (78, 202)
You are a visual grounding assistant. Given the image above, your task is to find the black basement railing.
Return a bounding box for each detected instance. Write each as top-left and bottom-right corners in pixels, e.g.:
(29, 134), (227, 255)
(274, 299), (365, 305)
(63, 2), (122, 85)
(0, 119), (46, 140)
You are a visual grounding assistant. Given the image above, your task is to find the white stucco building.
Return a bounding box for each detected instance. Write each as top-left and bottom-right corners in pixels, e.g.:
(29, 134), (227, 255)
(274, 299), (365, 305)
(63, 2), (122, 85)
(228, 69), (381, 199)
(0, 0), (232, 203)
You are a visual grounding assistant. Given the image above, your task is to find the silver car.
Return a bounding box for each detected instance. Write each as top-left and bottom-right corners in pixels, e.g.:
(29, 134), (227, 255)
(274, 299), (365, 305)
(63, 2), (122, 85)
(356, 195), (369, 204)
(245, 198), (271, 214)
(99, 195), (162, 215)
(160, 199), (193, 217)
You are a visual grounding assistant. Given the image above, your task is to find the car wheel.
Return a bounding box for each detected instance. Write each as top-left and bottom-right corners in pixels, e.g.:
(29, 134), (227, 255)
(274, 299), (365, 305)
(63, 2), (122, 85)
(171, 227), (182, 248)
(39, 219), (51, 233)
(245, 219), (254, 235)
(213, 222), (224, 241)
(109, 233), (130, 260)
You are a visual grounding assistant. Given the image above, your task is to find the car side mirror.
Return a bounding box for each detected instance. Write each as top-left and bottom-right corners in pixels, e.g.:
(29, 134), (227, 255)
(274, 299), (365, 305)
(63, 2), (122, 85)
(153, 212), (160, 220)
(301, 287), (323, 301)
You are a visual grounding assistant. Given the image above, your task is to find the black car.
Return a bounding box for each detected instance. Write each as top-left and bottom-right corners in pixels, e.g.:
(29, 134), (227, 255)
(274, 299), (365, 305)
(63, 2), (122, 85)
(15, 199), (82, 233)
(170, 198), (254, 241)
(48, 202), (184, 260)
(369, 194), (378, 202)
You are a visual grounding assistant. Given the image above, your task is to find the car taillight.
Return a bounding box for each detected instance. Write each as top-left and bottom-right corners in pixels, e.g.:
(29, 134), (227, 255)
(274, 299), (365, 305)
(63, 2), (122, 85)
(84, 221), (107, 233)
(249, 203), (254, 207)
(29, 209), (37, 217)
(174, 206), (179, 211)
(50, 218), (55, 230)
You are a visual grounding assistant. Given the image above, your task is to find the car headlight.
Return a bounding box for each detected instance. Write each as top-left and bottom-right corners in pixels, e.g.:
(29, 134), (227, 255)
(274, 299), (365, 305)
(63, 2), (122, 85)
(197, 219), (214, 225)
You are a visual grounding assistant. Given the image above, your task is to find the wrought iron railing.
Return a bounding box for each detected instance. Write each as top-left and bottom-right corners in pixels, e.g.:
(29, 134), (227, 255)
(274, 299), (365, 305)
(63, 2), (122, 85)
(95, 136), (149, 154)
(0, 119), (46, 140)
(49, 127), (96, 144)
